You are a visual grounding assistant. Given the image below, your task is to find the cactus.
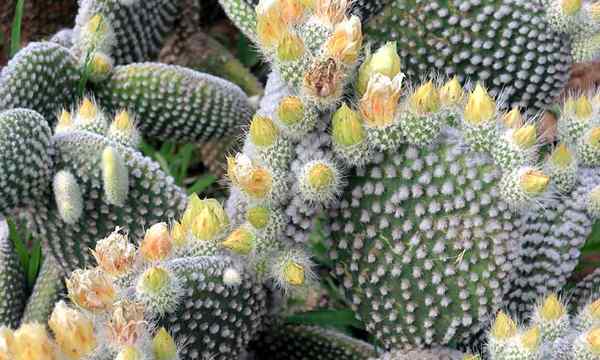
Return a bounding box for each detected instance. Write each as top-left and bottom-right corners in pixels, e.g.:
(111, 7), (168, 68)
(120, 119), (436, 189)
(483, 293), (600, 360)
(219, 0), (600, 355)
(0, 218), (27, 329)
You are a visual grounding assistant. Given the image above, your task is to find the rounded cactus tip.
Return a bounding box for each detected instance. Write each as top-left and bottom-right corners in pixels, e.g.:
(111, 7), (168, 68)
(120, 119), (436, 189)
(222, 226), (255, 255)
(48, 301), (97, 359)
(464, 83), (496, 125)
(92, 228), (136, 277)
(152, 327), (178, 360)
(491, 311), (518, 340)
(140, 222), (173, 261)
(359, 73), (404, 128)
(250, 115), (279, 148)
(53, 170), (84, 224)
(136, 266), (181, 316)
(357, 41), (401, 95)
(324, 15), (362, 65)
(332, 103), (365, 147)
(66, 268), (116, 312)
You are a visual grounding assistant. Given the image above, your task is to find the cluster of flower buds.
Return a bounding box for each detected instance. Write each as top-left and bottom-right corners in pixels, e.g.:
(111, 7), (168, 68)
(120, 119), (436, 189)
(484, 294), (600, 359)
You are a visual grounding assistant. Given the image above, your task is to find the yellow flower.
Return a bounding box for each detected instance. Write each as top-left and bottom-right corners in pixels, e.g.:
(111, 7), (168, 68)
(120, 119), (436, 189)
(586, 328), (600, 355)
(277, 96), (304, 126)
(152, 328), (178, 360)
(227, 154), (273, 198)
(222, 227), (254, 255)
(92, 229), (136, 276)
(325, 16), (362, 64)
(512, 124), (537, 149)
(107, 301), (146, 347)
(439, 77), (463, 106)
(66, 268), (116, 312)
(48, 301), (96, 359)
(520, 326), (541, 351)
(306, 163), (335, 190)
(0, 327), (14, 360)
(256, 0), (287, 48)
(140, 222), (173, 261)
(314, 0), (348, 26)
(357, 42), (401, 95)
(250, 115), (279, 147)
(502, 107), (524, 128)
(491, 311), (517, 340)
(359, 73), (404, 127)
(550, 144), (574, 168)
(561, 0), (582, 15)
(539, 293), (565, 321)
(409, 81), (440, 115)
(520, 170), (550, 195)
(13, 323), (56, 360)
(283, 261), (305, 286)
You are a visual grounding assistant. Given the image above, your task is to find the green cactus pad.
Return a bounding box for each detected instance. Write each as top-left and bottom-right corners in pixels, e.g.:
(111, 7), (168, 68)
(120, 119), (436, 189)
(158, 256), (269, 360)
(250, 324), (377, 359)
(0, 42), (80, 121)
(364, 0), (572, 112)
(0, 109), (53, 214)
(93, 63), (254, 143)
(0, 218), (27, 328)
(327, 135), (515, 348)
(20, 256), (66, 325)
(32, 130), (186, 271)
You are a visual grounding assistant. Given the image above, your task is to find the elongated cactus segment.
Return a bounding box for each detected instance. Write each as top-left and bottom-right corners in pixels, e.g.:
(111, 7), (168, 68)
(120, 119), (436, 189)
(0, 42), (80, 122)
(0, 109), (53, 214)
(94, 63), (254, 143)
(0, 218), (26, 329)
(250, 324), (377, 359)
(21, 257), (66, 325)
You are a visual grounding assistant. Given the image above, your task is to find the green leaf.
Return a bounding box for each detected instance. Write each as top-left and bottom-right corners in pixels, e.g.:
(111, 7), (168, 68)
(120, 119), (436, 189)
(187, 174), (218, 194)
(176, 144), (196, 185)
(27, 240), (42, 289)
(10, 0), (25, 58)
(285, 309), (364, 329)
(7, 218), (29, 275)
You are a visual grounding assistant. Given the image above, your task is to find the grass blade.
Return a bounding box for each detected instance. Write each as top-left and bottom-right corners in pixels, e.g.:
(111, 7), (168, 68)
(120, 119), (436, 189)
(10, 0), (25, 58)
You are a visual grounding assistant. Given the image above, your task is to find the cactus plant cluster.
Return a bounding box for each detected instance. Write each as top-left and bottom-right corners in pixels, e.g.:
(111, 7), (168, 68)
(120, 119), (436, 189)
(217, 0), (600, 356)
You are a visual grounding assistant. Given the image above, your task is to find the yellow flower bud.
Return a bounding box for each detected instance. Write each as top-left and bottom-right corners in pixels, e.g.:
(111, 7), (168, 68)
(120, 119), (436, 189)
(78, 97), (97, 121)
(359, 73), (404, 127)
(539, 293), (565, 321)
(112, 110), (135, 132)
(249, 115), (279, 147)
(588, 299), (600, 319)
(108, 301), (146, 347)
(283, 261), (305, 286)
(332, 103), (365, 147)
(409, 81), (440, 115)
(587, 127), (600, 148)
(562, 0), (582, 15)
(570, 95), (593, 120)
(512, 124), (537, 149)
(439, 77), (464, 106)
(520, 326), (541, 351)
(227, 155), (273, 198)
(66, 268), (116, 312)
(116, 346), (143, 360)
(49, 301), (96, 359)
(586, 328), (600, 354)
(13, 323), (56, 360)
(89, 52), (112, 79)
(56, 109), (73, 132)
(152, 328), (178, 360)
(279, 0), (307, 24)
(138, 267), (171, 295)
(307, 163), (335, 191)
(462, 356), (481, 360)
(86, 14), (109, 35)
(277, 32), (305, 62)
(170, 221), (188, 248)
(503, 107), (524, 128)
(591, 3), (600, 20)
(222, 227), (254, 255)
(491, 311), (517, 340)
(180, 193), (204, 229)
(277, 96), (304, 126)
(140, 222), (173, 261)
(0, 327), (14, 360)
(181, 197), (229, 241)
(256, 0), (287, 48)
(550, 144), (574, 168)
(325, 16), (362, 64)
(246, 206), (270, 229)
(357, 42), (401, 95)
(520, 170), (550, 195)
(464, 83), (496, 125)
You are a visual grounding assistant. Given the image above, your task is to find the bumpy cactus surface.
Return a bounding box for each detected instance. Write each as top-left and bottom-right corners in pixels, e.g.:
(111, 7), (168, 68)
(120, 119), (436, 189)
(220, 0), (600, 355)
